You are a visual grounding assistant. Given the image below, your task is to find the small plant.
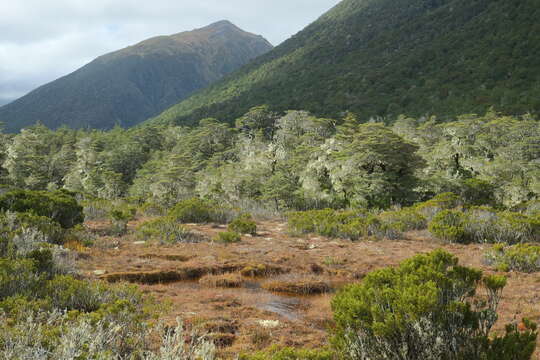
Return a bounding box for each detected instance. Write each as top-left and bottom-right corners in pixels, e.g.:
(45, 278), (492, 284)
(199, 273), (244, 288)
(213, 231), (241, 244)
(484, 244), (540, 273)
(137, 217), (204, 244)
(228, 213), (257, 235)
(109, 207), (135, 236)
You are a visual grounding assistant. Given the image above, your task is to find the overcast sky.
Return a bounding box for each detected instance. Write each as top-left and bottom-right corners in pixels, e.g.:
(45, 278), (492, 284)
(0, 0), (341, 106)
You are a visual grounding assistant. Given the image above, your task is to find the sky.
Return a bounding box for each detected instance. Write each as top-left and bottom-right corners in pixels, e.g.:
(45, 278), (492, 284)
(0, 0), (342, 106)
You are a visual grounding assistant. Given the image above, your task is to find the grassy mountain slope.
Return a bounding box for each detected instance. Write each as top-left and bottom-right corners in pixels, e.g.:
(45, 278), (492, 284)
(0, 21), (272, 132)
(152, 0), (540, 126)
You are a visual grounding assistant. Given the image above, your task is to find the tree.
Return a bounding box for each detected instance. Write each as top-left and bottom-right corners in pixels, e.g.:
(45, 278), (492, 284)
(303, 123), (424, 208)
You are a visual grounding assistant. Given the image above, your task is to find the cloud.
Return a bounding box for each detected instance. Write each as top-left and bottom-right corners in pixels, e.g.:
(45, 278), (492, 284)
(0, 0), (341, 105)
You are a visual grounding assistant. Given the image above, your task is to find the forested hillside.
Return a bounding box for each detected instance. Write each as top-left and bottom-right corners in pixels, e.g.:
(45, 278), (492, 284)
(0, 21), (272, 132)
(151, 0), (540, 127)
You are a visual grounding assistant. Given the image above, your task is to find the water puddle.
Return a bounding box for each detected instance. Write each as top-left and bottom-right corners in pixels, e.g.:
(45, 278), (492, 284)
(244, 281), (302, 320)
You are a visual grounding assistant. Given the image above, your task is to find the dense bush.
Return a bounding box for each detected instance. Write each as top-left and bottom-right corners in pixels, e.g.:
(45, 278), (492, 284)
(136, 217), (204, 244)
(331, 250), (537, 360)
(428, 209), (470, 243)
(170, 198), (234, 224)
(287, 209), (381, 240)
(213, 231), (241, 244)
(228, 213), (257, 235)
(484, 244), (540, 273)
(0, 189), (83, 228)
(0, 259), (41, 300)
(239, 346), (334, 360)
(378, 208), (427, 238)
(415, 192), (463, 220)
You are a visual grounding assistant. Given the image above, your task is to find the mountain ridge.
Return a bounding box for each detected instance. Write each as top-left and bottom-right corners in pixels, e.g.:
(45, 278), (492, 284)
(0, 20), (272, 132)
(150, 0), (540, 127)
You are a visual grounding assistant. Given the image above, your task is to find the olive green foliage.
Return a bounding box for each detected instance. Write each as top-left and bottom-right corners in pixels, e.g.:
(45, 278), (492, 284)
(239, 346), (334, 360)
(485, 244), (540, 273)
(228, 213), (257, 235)
(287, 209), (381, 241)
(378, 208), (427, 238)
(0, 110), (538, 215)
(331, 250), (537, 360)
(169, 198), (233, 224)
(415, 192), (463, 220)
(136, 217), (204, 244)
(213, 231), (241, 244)
(428, 206), (540, 244)
(151, 0), (540, 128)
(0, 189), (83, 228)
(429, 210), (470, 243)
(109, 206), (136, 236)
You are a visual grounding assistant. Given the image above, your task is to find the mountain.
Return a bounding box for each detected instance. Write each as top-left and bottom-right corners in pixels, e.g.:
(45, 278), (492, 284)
(151, 0), (540, 127)
(0, 21), (272, 132)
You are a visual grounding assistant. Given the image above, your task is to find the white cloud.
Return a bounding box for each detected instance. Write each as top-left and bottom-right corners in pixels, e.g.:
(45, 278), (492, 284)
(0, 0), (341, 104)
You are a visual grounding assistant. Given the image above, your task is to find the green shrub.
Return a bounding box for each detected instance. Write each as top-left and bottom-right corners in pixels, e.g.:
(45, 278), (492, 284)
(82, 198), (113, 220)
(109, 207), (136, 236)
(378, 208), (427, 238)
(415, 192), (463, 220)
(136, 217), (203, 244)
(428, 209), (470, 243)
(228, 213), (257, 235)
(484, 244), (540, 273)
(331, 250), (536, 360)
(0, 189), (83, 228)
(169, 198), (220, 224)
(213, 231), (241, 244)
(240, 346), (334, 360)
(0, 259), (41, 300)
(14, 212), (65, 245)
(287, 209), (381, 241)
(459, 178), (496, 206)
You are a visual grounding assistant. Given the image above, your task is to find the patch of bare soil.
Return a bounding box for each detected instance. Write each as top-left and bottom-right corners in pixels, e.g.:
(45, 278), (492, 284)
(77, 220), (540, 359)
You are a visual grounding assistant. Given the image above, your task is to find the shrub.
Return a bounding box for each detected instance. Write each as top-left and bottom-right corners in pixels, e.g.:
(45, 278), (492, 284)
(0, 189), (83, 228)
(484, 244), (540, 273)
(169, 198), (221, 224)
(415, 192), (462, 220)
(239, 346), (334, 360)
(378, 208), (427, 239)
(428, 209), (470, 243)
(0, 259), (41, 300)
(82, 198), (113, 220)
(199, 273), (244, 288)
(136, 217), (204, 244)
(287, 209), (380, 240)
(213, 231), (241, 244)
(458, 178), (496, 206)
(331, 250), (537, 360)
(228, 213), (257, 235)
(109, 207), (136, 236)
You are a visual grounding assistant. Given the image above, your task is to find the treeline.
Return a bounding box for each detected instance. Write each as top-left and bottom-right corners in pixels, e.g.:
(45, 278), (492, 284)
(1, 107), (538, 212)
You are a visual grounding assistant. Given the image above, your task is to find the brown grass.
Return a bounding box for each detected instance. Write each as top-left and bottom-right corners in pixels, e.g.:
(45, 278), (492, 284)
(262, 275), (333, 295)
(239, 263), (289, 277)
(139, 253), (193, 262)
(199, 273), (245, 288)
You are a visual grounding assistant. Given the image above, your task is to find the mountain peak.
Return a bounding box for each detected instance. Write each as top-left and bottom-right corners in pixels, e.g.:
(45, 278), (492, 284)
(0, 21), (273, 132)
